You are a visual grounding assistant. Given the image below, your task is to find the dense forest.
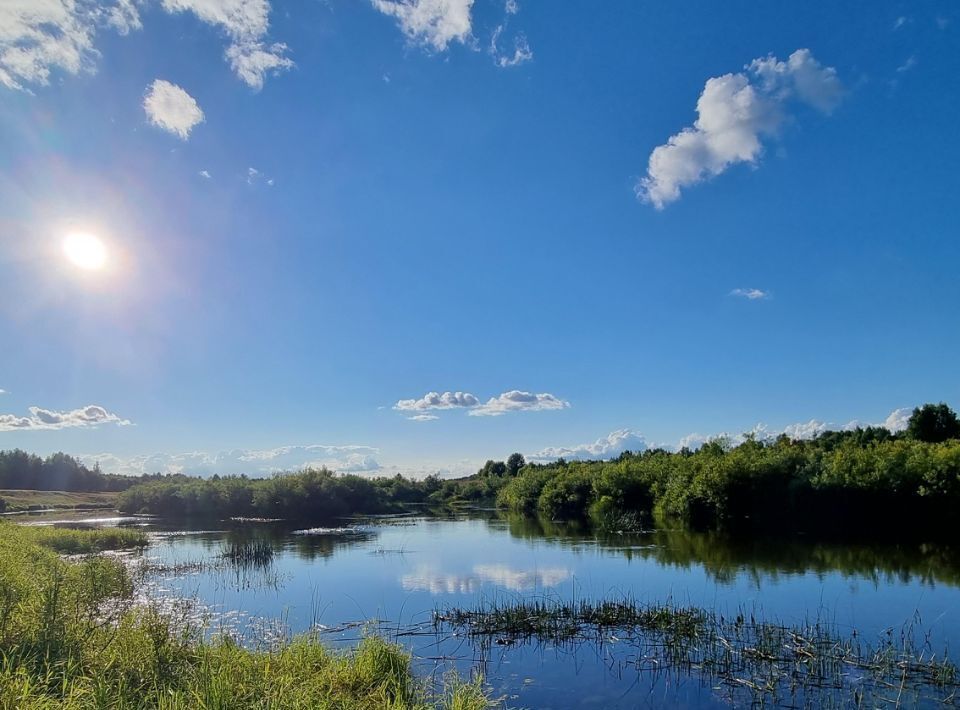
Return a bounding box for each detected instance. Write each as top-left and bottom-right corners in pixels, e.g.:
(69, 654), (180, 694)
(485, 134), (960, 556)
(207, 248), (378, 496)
(0, 450), (154, 492)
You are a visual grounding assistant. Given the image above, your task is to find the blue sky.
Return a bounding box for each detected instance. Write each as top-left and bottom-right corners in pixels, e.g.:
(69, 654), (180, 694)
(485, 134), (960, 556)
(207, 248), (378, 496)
(1, 0), (958, 477)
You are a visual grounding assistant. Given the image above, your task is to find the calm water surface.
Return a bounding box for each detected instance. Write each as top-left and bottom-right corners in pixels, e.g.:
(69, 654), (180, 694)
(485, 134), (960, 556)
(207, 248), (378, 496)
(32, 510), (960, 708)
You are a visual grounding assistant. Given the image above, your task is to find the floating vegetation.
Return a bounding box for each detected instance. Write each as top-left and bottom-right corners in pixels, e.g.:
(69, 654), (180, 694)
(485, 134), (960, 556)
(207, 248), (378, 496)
(434, 598), (960, 707)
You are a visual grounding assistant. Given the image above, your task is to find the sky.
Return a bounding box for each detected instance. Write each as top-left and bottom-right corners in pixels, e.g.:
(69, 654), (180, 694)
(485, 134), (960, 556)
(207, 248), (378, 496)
(1, 0), (959, 478)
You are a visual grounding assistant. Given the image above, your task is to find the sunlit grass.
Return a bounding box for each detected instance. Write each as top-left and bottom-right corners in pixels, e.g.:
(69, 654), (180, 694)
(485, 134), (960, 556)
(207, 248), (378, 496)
(0, 521), (489, 709)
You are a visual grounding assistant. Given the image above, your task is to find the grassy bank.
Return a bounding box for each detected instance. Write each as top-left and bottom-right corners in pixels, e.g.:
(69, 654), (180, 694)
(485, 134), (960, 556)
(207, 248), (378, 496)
(0, 521), (488, 709)
(0, 489), (119, 513)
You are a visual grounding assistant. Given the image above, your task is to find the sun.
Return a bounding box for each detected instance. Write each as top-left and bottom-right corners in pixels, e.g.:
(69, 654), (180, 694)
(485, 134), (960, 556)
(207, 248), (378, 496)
(63, 232), (108, 270)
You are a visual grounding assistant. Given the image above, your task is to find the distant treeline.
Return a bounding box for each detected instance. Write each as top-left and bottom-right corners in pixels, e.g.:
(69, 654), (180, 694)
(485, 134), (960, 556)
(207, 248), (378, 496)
(116, 467), (447, 519)
(108, 402), (960, 534)
(0, 450), (156, 492)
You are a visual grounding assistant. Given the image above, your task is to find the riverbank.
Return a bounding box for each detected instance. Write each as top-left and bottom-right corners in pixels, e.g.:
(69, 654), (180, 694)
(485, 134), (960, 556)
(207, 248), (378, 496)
(0, 520), (488, 709)
(0, 488), (119, 513)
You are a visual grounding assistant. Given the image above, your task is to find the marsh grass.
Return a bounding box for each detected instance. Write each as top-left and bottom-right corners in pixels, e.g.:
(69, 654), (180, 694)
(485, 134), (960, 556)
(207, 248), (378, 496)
(435, 598), (959, 707)
(17, 524), (148, 555)
(0, 521), (489, 709)
(220, 539), (275, 567)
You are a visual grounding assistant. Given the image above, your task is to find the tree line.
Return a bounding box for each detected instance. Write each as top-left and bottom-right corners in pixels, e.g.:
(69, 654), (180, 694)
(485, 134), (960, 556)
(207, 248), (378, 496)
(494, 403), (960, 533)
(0, 450), (156, 492)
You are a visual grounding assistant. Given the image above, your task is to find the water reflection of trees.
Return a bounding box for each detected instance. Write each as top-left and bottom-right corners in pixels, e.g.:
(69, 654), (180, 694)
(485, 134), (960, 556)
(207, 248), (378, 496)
(502, 513), (960, 587)
(169, 523), (378, 561)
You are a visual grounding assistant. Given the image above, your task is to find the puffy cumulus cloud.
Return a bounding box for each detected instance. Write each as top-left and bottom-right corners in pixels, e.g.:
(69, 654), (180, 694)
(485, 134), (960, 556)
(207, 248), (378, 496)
(0, 404), (130, 432)
(469, 390), (569, 417)
(531, 429), (647, 462)
(781, 419), (828, 440)
(637, 49), (842, 209)
(84, 444), (381, 477)
(883, 407), (912, 433)
(143, 79), (204, 139)
(371, 0), (474, 51)
(730, 288), (770, 300)
(160, 0), (293, 89)
(394, 391), (480, 411)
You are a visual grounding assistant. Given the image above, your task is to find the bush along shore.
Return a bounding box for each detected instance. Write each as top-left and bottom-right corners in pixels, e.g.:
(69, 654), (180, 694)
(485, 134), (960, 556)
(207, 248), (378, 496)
(0, 520), (488, 709)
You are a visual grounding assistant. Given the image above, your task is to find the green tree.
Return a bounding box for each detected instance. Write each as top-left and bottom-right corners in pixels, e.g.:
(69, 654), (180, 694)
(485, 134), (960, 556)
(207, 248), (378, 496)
(906, 403), (960, 443)
(506, 453), (526, 477)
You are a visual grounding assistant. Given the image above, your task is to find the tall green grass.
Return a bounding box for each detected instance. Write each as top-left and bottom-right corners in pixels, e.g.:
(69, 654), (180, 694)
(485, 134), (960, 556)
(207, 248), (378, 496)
(0, 521), (488, 709)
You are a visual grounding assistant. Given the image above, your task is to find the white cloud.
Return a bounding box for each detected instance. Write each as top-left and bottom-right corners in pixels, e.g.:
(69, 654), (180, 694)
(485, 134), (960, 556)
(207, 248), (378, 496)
(394, 391), (480, 411)
(84, 444), (381, 477)
(143, 79), (204, 139)
(504, 0), (519, 15)
(199, 169), (211, 178)
(469, 390), (569, 416)
(894, 16), (907, 30)
(490, 26), (531, 68)
(883, 407), (912, 433)
(105, 0), (141, 34)
(896, 56), (917, 73)
(371, 0), (474, 51)
(0, 404), (130, 432)
(160, 0), (293, 89)
(0, 0), (102, 90)
(730, 288), (770, 300)
(0, 0), (289, 93)
(408, 413), (439, 422)
(781, 419), (828, 440)
(531, 429), (647, 462)
(637, 49), (843, 209)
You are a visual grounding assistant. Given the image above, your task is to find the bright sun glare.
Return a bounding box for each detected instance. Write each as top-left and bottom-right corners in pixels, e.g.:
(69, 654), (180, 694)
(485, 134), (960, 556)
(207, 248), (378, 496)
(63, 232), (108, 270)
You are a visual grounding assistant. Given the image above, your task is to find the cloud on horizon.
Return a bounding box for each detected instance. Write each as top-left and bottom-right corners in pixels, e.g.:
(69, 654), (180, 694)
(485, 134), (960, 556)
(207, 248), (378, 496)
(531, 429), (648, 462)
(84, 444), (381, 477)
(637, 49), (843, 208)
(532, 407), (915, 462)
(0, 404), (131, 432)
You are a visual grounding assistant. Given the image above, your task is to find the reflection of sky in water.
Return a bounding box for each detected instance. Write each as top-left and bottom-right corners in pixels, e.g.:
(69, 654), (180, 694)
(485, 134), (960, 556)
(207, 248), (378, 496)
(53, 512), (960, 708)
(401, 563), (571, 593)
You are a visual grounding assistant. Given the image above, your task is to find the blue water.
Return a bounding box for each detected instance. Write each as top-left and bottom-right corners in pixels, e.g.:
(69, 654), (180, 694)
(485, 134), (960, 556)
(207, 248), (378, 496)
(122, 511), (960, 708)
(34, 510), (960, 707)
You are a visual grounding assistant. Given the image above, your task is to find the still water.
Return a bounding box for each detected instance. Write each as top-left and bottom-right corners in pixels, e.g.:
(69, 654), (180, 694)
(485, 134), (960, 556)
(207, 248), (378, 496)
(35, 510), (960, 707)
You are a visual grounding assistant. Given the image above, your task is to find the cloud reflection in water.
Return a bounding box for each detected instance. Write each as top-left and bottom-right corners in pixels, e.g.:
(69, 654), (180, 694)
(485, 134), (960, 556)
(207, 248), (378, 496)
(401, 564), (571, 594)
